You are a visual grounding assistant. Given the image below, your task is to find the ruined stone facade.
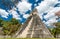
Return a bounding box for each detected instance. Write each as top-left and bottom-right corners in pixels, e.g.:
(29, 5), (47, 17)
(14, 9), (54, 38)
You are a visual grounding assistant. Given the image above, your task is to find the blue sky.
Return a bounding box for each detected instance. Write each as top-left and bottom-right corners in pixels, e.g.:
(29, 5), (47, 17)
(0, 0), (44, 22)
(0, 0), (60, 27)
(0, 0), (43, 10)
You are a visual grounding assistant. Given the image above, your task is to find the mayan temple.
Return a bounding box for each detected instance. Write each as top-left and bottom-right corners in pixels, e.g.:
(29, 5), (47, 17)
(14, 9), (54, 38)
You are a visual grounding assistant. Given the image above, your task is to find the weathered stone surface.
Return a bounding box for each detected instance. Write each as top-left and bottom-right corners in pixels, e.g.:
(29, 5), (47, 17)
(14, 9), (54, 38)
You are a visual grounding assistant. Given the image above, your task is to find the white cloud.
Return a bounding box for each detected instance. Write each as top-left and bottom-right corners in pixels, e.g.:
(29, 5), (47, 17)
(44, 13), (55, 19)
(43, 7), (60, 26)
(45, 18), (58, 26)
(23, 14), (30, 18)
(0, 9), (9, 18)
(7, 1), (31, 20)
(35, 0), (59, 26)
(44, 7), (60, 19)
(44, 0), (58, 5)
(9, 9), (21, 20)
(36, 0), (58, 14)
(45, 7), (54, 13)
(17, 1), (32, 14)
(36, 1), (49, 14)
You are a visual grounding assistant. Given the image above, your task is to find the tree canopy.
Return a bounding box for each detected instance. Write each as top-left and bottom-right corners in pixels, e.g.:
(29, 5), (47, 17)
(49, 22), (60, 38)
(0, 18), (22, 36)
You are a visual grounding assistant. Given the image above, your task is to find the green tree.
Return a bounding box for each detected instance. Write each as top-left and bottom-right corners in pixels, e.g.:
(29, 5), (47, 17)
(0, 18), (3, 27)
(50, 22), (60, 38)
(10, 18), (20, 25)
(2, 18), (21, 36)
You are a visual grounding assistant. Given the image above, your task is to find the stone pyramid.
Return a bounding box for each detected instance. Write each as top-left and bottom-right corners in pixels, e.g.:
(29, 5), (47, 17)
(14, 9), (54, 38)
